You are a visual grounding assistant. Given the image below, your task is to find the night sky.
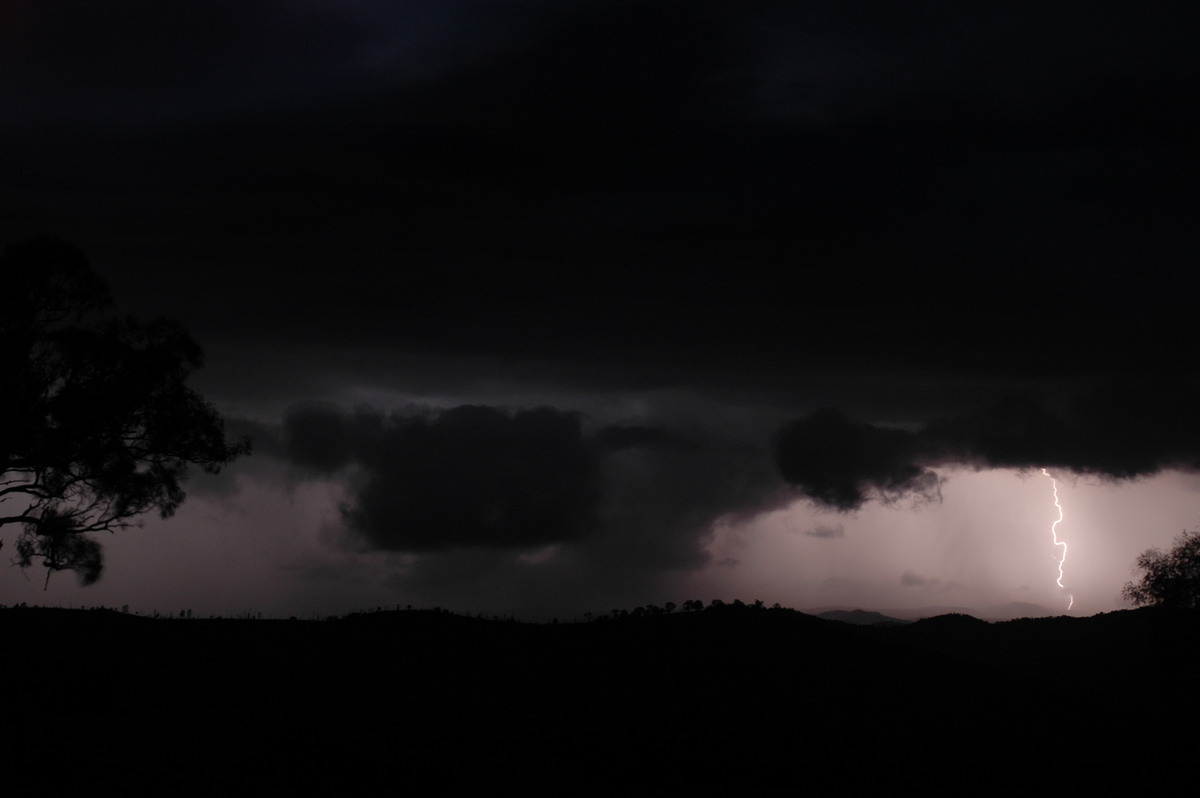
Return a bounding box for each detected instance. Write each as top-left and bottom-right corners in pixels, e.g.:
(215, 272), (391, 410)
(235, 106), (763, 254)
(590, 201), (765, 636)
(3, 1), (1199, 619)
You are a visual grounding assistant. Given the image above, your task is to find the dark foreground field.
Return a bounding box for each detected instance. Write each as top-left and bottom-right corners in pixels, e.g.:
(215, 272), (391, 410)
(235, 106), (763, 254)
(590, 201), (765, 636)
(6, 604), (1197, 790)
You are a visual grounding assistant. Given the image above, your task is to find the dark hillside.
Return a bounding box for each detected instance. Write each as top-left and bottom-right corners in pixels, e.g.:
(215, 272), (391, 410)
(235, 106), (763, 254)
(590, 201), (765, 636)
(6, 605), (1197, 789)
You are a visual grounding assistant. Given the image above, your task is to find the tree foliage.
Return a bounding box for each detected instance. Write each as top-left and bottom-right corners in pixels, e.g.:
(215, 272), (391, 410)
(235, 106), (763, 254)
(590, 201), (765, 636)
(0, 237), (249, 585)
(1122, 529), (1200, 610)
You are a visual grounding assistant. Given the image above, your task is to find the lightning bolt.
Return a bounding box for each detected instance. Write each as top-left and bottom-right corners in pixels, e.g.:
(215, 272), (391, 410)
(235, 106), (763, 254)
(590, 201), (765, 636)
(1041, 468), (1073, 611)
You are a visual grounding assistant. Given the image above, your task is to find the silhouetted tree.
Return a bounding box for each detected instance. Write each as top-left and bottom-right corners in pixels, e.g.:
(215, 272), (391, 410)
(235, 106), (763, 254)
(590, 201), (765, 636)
(1123, 529), (1200, 609)
(0, 238), (249, 585)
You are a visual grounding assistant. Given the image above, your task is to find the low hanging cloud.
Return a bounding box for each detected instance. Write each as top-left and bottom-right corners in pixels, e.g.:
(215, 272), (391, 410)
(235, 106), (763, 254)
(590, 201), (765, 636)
(284, 403), (602, 552)
(923, 384), (1200, 478)
(775, 381), (1200, 511)
(774, 408), (944, 511)
(279, 402), (787, 566)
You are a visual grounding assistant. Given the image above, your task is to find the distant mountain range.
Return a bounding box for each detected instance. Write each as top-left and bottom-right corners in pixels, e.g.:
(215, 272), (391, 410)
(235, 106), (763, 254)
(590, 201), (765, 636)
(811, 601), (1064, 624)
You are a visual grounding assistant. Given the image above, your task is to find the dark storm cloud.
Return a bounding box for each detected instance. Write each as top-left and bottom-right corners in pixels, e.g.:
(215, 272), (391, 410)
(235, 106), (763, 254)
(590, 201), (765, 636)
(275, 400), (789, 575)
(925, 383), (1200, 477)
(284, 404), (600, 552)
(9, 0), (1196, 390)
(7, 2), (1200, 591)
(595, 425), (695, 452)
(596, 428), (787, 570)
(282, 401), (385, 474)
(776, 382), (1200, 510)
(0, 0), (532, 131)
(775, 408), (944, 511)
(3, 1), (342, 129)
(343, 408), (792, 613)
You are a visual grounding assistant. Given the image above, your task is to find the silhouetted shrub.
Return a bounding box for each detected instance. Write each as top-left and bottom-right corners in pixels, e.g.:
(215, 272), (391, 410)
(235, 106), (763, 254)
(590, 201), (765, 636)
(1124, 529), (1200, 609)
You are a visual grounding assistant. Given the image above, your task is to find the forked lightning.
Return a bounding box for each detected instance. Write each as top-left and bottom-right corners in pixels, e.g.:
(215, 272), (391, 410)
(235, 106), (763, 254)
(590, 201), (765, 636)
(1041, 468), (1074, 611)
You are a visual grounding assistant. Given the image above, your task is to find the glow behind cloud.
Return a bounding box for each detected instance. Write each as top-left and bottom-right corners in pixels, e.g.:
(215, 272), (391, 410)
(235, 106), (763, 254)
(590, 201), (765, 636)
(693, 469), (1198, 619)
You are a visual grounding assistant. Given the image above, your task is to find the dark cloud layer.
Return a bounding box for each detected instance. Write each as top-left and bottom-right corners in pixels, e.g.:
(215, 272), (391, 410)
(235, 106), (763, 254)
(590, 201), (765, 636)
(776, 382), (1200, 510)
(925, 385), (1200, 478)
(276, 400), (788, 584)
(5, 1), (1196, 391)
(285, 404), (600, 552)
(775, 409), (943, 511)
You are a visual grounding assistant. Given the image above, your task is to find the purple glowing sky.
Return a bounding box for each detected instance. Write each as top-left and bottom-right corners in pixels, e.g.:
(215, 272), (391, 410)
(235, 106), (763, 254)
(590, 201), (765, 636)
(3, 369), (1197, 620)
(2, 1), (1198, 619)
